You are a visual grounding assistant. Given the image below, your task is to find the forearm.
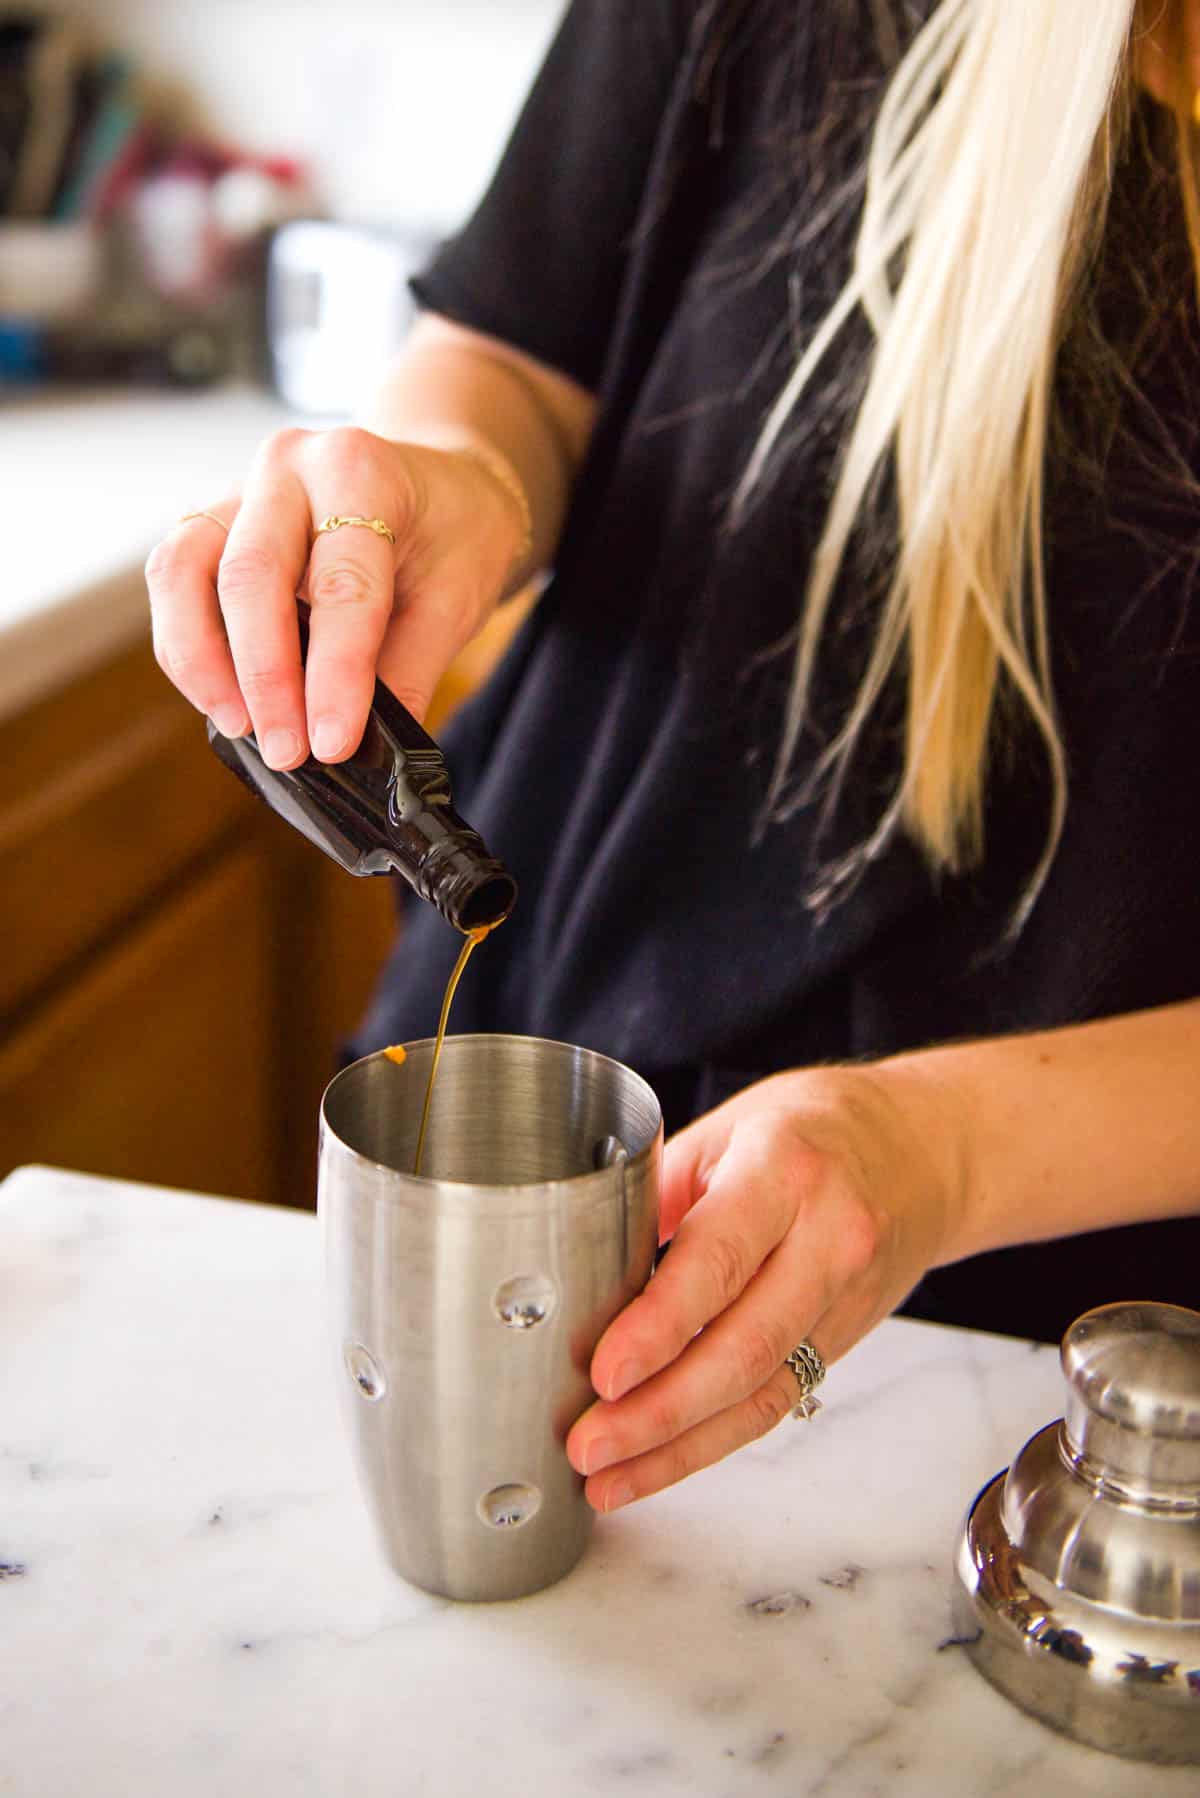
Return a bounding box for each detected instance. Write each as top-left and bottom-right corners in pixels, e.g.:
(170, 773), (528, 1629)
(361, 313), (595, 597)
(872, 998), (1200, 1264)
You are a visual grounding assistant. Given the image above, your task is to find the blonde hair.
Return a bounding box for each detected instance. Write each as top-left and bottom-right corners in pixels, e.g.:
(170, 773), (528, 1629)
(740, 0), (1150, 924)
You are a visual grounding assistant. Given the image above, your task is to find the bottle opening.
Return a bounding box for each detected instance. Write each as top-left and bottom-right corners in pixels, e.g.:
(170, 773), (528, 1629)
(459, 873), (518, 930)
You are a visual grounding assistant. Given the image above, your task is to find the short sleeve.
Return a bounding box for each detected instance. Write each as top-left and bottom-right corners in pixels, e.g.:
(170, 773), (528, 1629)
(409, 0), (694, 391)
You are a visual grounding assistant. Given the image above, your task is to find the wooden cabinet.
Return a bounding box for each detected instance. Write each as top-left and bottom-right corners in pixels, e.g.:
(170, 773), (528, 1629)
(0, 843), (279, 1204)
(0, 588), (533, 1209)
(0, 630), (396, 1208)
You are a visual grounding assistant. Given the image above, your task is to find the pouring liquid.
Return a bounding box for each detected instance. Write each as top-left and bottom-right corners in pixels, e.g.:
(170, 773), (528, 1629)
(405, 923), (494, 1177)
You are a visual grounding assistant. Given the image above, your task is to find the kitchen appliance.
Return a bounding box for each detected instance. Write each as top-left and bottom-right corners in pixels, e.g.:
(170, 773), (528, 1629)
(319, 1034), (661, 1601)
(264, 217), (433, 416)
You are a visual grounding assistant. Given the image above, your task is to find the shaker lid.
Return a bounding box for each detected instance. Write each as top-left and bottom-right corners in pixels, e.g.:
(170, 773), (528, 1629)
(1062, 1301), (1200, 1497)
(957, 1302), (1200, 1763)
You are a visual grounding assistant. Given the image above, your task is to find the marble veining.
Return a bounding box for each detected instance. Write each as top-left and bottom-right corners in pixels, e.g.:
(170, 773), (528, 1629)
(1, 1163), (1194, 1797)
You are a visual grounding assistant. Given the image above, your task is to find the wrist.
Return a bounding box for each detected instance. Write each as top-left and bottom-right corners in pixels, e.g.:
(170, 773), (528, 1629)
(452, 442), (534, 571)
(753, 1057), (975, 1273)
(857, 1051), (979, 1269)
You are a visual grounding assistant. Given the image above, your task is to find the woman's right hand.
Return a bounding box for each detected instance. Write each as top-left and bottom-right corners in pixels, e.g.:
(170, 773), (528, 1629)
(144, 424), (531, 767)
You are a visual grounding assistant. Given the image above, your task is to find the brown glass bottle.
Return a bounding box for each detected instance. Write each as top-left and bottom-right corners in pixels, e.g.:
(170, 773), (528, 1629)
(207, 602), (516, 932)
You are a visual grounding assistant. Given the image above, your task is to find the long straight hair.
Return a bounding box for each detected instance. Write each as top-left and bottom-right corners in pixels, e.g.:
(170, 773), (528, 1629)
(738, 0), (1176, 923)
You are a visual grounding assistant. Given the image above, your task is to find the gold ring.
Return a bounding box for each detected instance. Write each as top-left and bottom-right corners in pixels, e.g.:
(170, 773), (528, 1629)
(179, 510), (229, 534)
(315, 514), (397, 547)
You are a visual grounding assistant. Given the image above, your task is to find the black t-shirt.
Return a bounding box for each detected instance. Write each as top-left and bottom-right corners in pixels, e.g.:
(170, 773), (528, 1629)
(354, 0), (1200, 1339)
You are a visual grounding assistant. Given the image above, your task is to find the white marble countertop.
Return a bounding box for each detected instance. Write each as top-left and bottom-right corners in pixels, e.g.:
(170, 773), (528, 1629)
(1, 1162), (1192, 1798)
(0, 384), (296, 723)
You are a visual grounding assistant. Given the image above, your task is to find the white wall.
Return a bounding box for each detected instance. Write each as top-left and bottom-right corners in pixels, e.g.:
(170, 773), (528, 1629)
(44, 0), (566, 233)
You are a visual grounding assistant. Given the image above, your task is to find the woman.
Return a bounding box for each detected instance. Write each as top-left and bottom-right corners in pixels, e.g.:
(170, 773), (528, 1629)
(147, 0), (1200, 1513)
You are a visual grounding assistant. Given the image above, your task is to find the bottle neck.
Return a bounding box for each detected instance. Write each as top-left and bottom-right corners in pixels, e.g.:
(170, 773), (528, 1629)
(406, 832), (517, 932)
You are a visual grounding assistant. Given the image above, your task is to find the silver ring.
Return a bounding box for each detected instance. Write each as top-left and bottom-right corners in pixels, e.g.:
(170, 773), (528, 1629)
(786, 1339), (826, 1421)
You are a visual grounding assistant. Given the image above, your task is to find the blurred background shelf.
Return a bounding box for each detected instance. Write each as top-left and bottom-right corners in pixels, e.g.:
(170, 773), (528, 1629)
(9, 0), (565, 234)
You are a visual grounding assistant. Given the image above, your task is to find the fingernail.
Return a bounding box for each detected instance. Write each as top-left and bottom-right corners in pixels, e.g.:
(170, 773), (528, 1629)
(582, 1437), (618, 1476)
(209, 704), (248, 739)
(310, 715), (347, 761)
(261, 728), (302, 769)
(608, 1360), (643, 1401)
(603, 1479), (636, 1512)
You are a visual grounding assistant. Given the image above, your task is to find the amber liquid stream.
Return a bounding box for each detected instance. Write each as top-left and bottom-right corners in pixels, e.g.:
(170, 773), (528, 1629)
(386, 922), (495, 1176)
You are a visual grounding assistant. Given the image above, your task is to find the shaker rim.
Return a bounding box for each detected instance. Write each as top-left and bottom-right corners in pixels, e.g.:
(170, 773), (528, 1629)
(319, 1031), (663, 1201)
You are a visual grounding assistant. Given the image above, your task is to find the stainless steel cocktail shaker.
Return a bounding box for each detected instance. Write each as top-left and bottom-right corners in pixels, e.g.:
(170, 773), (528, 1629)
(954, 1300), (1200, 1764)
(319, 1034), (661, 1601)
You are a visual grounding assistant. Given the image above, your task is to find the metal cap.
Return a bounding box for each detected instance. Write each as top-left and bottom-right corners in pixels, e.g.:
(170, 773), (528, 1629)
(1062, 1302), (1200, 1503)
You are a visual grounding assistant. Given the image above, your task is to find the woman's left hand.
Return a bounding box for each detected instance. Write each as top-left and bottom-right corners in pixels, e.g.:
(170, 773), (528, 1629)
(565, 1062), (968, 1510)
